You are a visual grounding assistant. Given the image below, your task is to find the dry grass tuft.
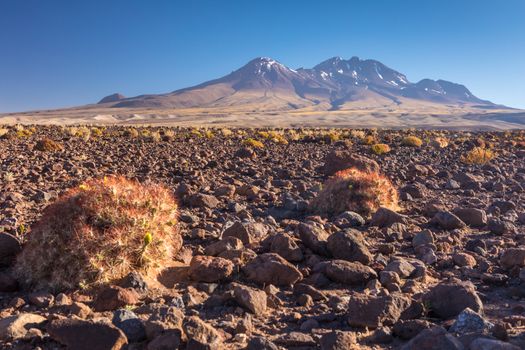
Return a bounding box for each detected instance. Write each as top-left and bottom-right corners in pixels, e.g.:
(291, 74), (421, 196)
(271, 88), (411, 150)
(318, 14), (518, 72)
(34, 138), (63, 152)
(243, 138), (264, 149)
(15, 176), (181, 291)
(310, 167), (399, 217)
(402, 136), (423, 147)
(371, 143), (391, 155)
(461, 146), (495, 165)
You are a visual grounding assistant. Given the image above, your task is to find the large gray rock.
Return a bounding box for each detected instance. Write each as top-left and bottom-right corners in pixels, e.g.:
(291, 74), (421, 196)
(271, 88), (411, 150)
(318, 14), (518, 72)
(47, 318), (127, 350)
(423, 281), (483, 319)
(324, 260), (377, 285)
(222, 221), (269, 245)
(401, 326), (464, 350)
(243, 253), (302, 286)
(347, 293), (412, 328)
(0, 313), (46, 341)
(327, 229), (372, 265)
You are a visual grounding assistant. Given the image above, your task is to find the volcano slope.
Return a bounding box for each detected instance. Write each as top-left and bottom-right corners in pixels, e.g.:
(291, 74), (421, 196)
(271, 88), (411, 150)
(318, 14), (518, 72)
(0, 126), (524, 349)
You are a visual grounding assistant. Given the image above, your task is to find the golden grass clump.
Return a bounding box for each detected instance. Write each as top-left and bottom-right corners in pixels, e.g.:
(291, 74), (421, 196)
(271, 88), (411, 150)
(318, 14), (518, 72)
(461, 146), (495, 165)
(310, 168), (399, 218)
(15, 176), (181, 291)
(35, 138), (63, 152)
(401, 136), (423, 147)
(371, 143), (391, 155)
(0, 128), (9, 138)
(360, 134), (376, 145)
(243, 138), (264, 149)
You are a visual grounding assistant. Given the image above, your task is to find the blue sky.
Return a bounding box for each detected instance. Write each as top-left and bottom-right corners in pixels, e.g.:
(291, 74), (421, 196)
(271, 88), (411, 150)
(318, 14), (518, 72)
(1, 0), (524, 112)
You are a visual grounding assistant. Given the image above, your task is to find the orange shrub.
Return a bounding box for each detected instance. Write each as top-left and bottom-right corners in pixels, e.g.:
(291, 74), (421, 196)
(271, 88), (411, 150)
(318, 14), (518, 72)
(310, 168), (399, 217)
(15, 176), (181, 291)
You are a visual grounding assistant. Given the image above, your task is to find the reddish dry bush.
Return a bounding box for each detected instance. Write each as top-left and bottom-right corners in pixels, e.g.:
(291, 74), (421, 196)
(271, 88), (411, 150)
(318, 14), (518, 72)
(310, 168), (399, 217)
(15, 176), (180, 291)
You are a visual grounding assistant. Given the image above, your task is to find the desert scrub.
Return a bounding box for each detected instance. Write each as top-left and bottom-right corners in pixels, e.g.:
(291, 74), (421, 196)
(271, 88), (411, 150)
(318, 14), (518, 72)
(402, 136), (423, 147)
(371, 143), (391, 155)
(350, 129), (366, 140)
(0, 128), (8, 138)
(461, 147), (495, 165)
(243, 138), (264, 149)
(35, 138), (63, 152)
(203, 130), (214, 139)
(310, 167), (399, 217)
(90, 127), (104, 138)
(15, 176), (181, 291)
(220, 128), (233, 137)
(362, 135), (376, 145)
(123, 127), (140, 138)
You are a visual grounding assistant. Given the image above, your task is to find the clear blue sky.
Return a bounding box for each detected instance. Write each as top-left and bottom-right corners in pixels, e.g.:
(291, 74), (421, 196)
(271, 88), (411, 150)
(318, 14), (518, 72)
(1, 0), (524, 112)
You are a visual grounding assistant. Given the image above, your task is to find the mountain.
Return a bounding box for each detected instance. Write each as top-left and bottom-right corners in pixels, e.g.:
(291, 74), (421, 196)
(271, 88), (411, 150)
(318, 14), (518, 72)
(98, 56), (497, 111)
(98, 93), (126, 104)
(4, 55), (520, 129)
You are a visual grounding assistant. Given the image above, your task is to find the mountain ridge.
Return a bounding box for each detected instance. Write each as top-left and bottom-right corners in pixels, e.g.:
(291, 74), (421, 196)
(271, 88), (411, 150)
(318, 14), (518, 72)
(99, 56), (499, 111)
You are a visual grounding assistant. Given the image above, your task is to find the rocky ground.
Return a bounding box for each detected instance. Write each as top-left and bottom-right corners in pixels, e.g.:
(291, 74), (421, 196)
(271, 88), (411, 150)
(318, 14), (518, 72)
(0, 126), (524, 349)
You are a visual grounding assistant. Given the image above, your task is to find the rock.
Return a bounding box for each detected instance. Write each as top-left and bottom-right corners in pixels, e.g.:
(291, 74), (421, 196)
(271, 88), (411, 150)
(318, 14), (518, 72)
(453, 208), (487, 228)
(431, 211), (466, 230)
(235, 147), (256, 159)
(189, 255), (234, 282)
(222, 221), (269, 245)
(449, 308), (493, 335)
(468, 338), (520, 350)
(189, 193), (220, 209)
(400, 326), (463, 350)
(274, 331), (316, 347)
(183, 316), (223, 350)
(335, 211), (365, 227)
(147, 330), (182, 350)
(500, 248), (525, 269)
(246, 336), (279, 350)
(0, 313), (46, 341)
(293, 283), (327, 301)
(93, 285), (140, 312)
(112, 309), (146, 342)
(370, 207), (408, 228)
(322, 150), (380, 176)
(69, 302), (93, 319)
(28, 291), (54, 308)
(324, 260), (377, 285)
(47, 318), (127, 350)
(347, 293), (412, 328)
(393, 319), (432, 340)
(488, 219), (515, 236)
(320, 330), (357, 350)
(412, 230), (434, 248)
(0, 232), (21, 266)
(327, 229), (372, 264)
(297, 293), (314, 307)
(120, 271), (149, 294)
(269, 232), (303, 262)
(55, 293), (71, 306)
(384, 259), (416, 279)
(204, 236), (243, 256)
(233, 283), (267, 315)
(243, 253), (302, 286)
(453, 252), (477, 267)
(297, 222), (330, 255)
(214, 184), (236, 198)
(423, 281), (483, 319)
(142, 304), (184, 339)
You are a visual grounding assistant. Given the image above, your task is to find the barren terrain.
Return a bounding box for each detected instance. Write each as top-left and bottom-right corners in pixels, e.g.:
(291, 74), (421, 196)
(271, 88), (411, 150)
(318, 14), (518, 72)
(0, 126), (524, 349)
